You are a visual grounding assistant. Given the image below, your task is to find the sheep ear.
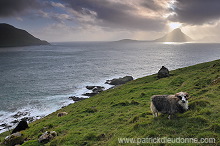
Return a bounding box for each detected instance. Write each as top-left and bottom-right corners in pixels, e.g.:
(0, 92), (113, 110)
(175, 93), (179, 97)
(185, 92), (191, 99)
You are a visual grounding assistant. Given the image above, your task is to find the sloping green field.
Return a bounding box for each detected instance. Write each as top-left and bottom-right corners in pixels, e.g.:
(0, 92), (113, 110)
(1, 59), (220, 146)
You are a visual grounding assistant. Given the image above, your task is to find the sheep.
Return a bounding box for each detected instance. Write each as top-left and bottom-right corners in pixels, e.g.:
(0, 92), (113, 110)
(57, 112), (68, 117)
(150, 92), (190, 119)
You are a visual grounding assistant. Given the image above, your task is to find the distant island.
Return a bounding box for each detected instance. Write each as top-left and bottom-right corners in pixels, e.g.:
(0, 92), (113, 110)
(154, 28), (193, 42)
(116, 28), (193, 43)
(115, 39), (139, 43)
(0, 23), (50, 47)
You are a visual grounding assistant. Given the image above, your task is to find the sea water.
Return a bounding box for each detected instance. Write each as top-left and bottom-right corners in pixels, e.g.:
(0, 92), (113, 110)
(0, 42), (220, 133)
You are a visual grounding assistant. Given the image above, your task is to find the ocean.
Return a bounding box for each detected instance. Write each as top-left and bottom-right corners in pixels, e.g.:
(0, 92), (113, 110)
(0, 42), (220, 133)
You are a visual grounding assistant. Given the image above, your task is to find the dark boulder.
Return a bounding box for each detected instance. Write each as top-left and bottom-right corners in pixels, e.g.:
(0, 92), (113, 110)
(83, 86), (105, 97)
(157, 66), (170, 79)
(69, 96), (87, 102)
(0, 123), (7, 127)
(21, 116), (35, 123)
(86, 86), (103, 90)
(0, 123), (12, 130)
(92, 86), (104, 93)
(86, 86), (104, 92)
(82, 92), (98, 97)
(86, 86), (95, 90)
(11, 120), (19, 124)
(105, 76), (133, 85)
(12, 120), (29, 134)
(12, 111), (29, 119)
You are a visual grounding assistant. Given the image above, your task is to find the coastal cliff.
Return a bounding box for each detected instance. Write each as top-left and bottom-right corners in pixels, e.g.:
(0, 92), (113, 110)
(0, 23), (49, 47)
(0, 59), (220, 145)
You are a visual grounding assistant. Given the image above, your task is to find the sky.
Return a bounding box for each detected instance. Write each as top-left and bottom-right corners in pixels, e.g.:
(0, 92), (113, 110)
(1, 0), (220, 42)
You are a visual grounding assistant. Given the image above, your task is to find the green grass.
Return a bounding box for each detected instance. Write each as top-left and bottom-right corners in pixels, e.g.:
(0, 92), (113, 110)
(1, 59), (220, 146)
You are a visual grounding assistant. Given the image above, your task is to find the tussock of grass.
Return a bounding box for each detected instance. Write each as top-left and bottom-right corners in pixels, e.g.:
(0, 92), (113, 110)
(1, 59), (220, 145)
(189, 100), (210, 110)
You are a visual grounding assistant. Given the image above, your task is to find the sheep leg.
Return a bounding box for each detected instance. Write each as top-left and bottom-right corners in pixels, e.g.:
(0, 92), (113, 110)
(150, 102), (158, 117)
(153, 112), (158, 117)
(168, 115), (171, 120)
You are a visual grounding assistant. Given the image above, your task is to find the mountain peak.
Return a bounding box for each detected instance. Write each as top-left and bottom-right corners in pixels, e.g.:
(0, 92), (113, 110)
(172, 28), (181, 32)
(154, 28), (193, 42)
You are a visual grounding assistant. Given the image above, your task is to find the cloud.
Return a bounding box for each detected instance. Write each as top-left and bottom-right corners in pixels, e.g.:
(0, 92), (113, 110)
(51, 2), (65, 8)
(0, 0), (41, 17)
(169, 0), (220, 25)
(0, 0), (170, 31)
(181, 21), (220, 42)
(141, 0), (170, 12)
(37, 10), (74, 23)
(61, 0), (167, 31)
(141, 0), (162, 11)
(0, 0), (178, 41)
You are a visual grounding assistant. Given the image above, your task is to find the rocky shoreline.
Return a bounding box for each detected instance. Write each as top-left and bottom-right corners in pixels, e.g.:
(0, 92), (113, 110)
(0, 111), (43, 134)
(1, 66), (171, 144)
(0, 76), (134, 134)
(1, 69), (169, 134)
(68, 76), (134, 101)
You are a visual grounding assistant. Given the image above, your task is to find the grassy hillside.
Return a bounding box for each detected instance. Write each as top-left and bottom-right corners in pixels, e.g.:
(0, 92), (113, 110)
(1, 59), (220, 145)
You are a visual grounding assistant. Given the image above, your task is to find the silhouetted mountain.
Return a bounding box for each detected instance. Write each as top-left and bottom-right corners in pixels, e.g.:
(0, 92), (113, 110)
(114, 39), (151, 43)
(0, 23), (50, 47)
(154, 28), (193, 42)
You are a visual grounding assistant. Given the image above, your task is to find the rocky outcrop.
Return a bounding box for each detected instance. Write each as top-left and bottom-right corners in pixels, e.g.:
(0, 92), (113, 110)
(157, 66), (170, 79)
(12, 111), (29, 119)
(105, 76), (133, 85)
(69, 96), (87, 101)
(91, 86), (105, 93)
(38, 131), (57, 143)
(82, 92), (98, 97)
(0, 23), (50, 47)
(83, 86), (105, 97)
(12, 120), (29, 134)
(21, 116), (36, 123)
(0, 116), (37, 133)
(86, 86), (103, 90)
(69, 77), (133, 99)
(4, 132), (24, 146)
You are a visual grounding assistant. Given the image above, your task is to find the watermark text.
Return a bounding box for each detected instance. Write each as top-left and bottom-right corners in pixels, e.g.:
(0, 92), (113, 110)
(118, 137), (216, 145)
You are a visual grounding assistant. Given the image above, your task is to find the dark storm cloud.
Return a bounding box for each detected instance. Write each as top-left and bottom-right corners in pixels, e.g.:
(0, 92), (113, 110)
(170, 0), (220, 25)
(0, 0), (41, 17)
(62, 0), (166, 31)
(141, 0), (163, 11)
